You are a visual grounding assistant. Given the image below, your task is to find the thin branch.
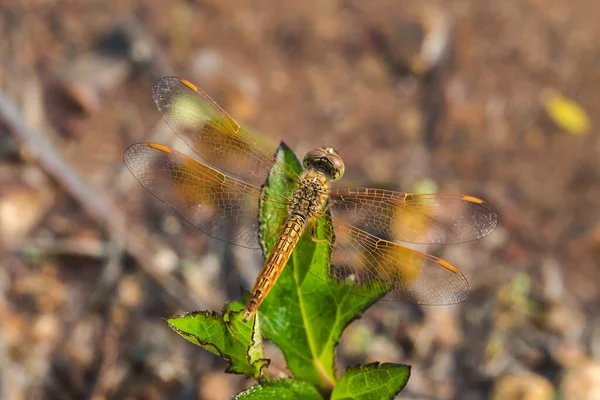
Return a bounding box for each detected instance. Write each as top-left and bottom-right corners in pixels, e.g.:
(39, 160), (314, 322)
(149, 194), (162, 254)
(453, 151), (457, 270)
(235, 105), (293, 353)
(0, 90), (201, 311)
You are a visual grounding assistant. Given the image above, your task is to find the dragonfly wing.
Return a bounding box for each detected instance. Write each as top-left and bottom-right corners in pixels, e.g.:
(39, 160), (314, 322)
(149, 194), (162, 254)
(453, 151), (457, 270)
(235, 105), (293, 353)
(314, 221), (469, 304)
(124, 142), (288, 249)
(153, 77), (299, 185)
(328, 188), (498, 244)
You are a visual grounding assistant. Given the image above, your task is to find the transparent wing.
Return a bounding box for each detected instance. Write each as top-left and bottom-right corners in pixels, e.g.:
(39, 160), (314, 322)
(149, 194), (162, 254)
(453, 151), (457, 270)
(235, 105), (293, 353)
(309, 188), (498, 303)
(328, 188), (498, 244)
(153, 77), (301, 185)
(316, 222), (470, 305)
(124, 142), (288, 249)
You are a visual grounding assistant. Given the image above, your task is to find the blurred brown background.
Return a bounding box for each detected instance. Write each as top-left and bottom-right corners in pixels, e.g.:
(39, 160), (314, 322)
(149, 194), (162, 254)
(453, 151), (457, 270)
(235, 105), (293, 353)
(1, 1), (599, 399)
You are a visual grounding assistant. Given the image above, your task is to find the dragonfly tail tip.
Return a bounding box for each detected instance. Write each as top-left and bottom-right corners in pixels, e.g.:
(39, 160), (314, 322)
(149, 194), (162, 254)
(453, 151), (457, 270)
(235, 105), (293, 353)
(242, 310), (252, 323)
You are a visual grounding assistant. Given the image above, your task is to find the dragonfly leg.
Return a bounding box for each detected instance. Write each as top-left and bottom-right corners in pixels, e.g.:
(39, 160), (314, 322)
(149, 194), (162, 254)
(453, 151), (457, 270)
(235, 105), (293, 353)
(263, 221), (285, 243)
(308, 201), (334, 243)
(309, 218), (329, 243)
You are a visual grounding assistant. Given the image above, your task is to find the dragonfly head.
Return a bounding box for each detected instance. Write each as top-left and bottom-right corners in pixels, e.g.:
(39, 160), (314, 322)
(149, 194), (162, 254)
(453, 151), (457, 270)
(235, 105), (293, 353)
(303, 147), (345, 181)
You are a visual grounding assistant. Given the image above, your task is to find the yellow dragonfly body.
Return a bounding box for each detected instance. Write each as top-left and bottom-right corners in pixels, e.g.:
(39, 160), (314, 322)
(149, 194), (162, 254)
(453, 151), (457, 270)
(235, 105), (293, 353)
(124, 77), (498, 322)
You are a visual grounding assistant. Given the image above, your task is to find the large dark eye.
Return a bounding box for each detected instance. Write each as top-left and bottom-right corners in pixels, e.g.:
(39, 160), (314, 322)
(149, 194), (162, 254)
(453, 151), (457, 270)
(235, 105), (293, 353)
(303, 148), (344, 180)
(327, 154), (345, 181)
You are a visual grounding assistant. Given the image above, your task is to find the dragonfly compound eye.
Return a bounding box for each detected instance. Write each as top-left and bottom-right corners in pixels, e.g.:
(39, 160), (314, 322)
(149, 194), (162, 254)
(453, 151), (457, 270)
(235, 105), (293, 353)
(303, 148), (345, 181)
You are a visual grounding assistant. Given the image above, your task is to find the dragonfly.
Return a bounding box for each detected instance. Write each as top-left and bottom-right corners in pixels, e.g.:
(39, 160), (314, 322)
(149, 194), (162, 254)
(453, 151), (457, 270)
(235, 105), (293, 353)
(124, 77), (498, 322)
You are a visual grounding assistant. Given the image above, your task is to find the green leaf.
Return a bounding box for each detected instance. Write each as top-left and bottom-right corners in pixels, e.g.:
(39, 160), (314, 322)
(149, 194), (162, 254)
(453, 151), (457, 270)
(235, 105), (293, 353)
(331, 363), (411, 400)
(166, 302), (269, 378)
(258, 143), (386, 388)
(234, 379), (323, 400)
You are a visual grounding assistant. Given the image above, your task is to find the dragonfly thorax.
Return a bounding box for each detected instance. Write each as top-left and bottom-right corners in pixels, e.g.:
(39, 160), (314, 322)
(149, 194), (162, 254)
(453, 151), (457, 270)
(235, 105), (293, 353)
(302, 147), (345, 181)
(288, 170), (330, 220)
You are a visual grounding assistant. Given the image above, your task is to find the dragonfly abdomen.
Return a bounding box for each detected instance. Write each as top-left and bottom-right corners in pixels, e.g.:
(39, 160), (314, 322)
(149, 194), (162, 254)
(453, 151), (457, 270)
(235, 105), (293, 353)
(242, 170), (329, 322)
(242, 214), (307, 322)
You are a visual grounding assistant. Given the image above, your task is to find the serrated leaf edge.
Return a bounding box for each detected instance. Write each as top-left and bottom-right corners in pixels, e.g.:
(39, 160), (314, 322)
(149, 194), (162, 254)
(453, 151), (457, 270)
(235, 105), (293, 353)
(165, 307), (270, 378)
(232, 378), (323, 400)
(334, 362), (411, 399)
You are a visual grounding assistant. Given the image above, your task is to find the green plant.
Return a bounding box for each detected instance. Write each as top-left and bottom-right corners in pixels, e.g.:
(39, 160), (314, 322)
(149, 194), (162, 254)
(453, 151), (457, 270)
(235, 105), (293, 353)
(167, 143), (410, 399)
